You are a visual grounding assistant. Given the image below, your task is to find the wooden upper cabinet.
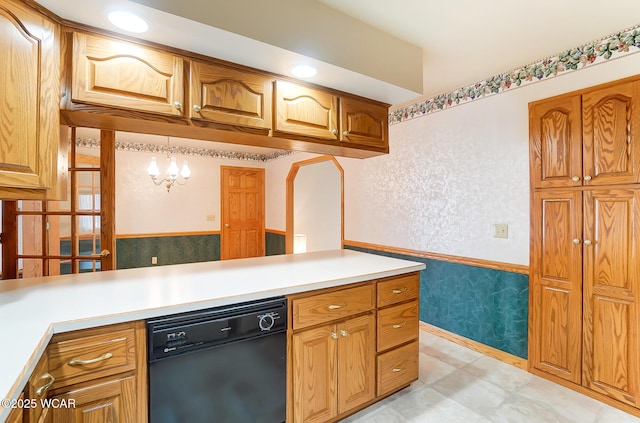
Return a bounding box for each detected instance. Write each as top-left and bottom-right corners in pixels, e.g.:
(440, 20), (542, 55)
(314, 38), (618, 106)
(529, 94), (582, 188)
(0, 0), (60, 194)
(339, 96), (388, 150)
(582, 80), (640, 186)
(273, 80), (339, 140)
(190, 61), (272, 133)
(71, 32), (185, 116)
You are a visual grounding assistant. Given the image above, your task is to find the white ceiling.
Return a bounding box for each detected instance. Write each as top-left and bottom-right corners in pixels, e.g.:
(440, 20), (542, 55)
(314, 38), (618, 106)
(317, 0), (640, 102)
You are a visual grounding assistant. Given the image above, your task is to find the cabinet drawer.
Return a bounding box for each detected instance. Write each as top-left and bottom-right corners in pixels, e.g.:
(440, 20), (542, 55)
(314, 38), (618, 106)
(292, 284), (375, 330)
(48, 328), (136, 389)
(377, 300), (418, 352)
(377, 273), (419, 308)
(377, 341), (419, 396)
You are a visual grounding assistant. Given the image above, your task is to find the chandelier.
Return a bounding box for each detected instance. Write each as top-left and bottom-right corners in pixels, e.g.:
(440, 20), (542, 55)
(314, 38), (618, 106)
(147, 137), (191, 192)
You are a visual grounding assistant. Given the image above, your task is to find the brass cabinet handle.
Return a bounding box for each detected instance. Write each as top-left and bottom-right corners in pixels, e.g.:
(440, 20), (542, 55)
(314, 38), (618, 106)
(328, 303), (347, 310)
(392, 367), (403, 373)
(35, 372), (55, 396)
(99, 249), (111, 257)
(392, 321), (407, 329)
(340, 330), (348, 337)
(193, 104), (202, 113)
(392, 287), (408, 294)
(173, 101), (182, 110)
(68, 352), (113, 366)
(331, 332), (338, 340)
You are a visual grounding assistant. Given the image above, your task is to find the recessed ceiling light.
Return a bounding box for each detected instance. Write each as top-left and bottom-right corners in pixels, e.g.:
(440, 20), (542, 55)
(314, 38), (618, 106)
(290, 64), (317, 78)
(107, 11), (149, 33)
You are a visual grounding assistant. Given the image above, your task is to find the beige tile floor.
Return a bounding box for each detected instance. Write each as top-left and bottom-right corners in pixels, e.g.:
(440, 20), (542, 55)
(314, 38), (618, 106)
(342, 330), (640, 423)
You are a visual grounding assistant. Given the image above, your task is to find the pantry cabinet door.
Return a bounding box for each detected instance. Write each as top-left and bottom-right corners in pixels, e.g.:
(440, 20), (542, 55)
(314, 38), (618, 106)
(529, 190), (583, 383)
(582, 189), (640, 407)
(582, 80), (640, 186)
(529, 94), (582, 188)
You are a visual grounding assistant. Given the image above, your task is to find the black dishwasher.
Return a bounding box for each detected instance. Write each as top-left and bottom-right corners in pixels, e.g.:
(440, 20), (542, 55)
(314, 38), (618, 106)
(147, 297), (287, 423)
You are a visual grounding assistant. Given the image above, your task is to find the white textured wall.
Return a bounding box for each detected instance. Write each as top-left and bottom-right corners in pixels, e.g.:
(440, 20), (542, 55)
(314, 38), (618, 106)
(294, 160), (341, 252)
(264, 151), (318, 230)
(115, 148), (265, 234)
(339, 53), (640, 266)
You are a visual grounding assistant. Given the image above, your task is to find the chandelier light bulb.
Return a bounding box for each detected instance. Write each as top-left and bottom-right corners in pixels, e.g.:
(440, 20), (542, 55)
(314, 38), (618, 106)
(181, 161), (191, 179)
(147, 157), (160, 178)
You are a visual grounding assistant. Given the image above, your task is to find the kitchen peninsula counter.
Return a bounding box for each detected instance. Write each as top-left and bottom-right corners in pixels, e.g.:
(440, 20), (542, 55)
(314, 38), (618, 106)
(0, 249), (424, 420)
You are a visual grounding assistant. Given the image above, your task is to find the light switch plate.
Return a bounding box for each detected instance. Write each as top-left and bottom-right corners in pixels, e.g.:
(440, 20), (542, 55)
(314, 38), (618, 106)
(494, 224), (508, 239)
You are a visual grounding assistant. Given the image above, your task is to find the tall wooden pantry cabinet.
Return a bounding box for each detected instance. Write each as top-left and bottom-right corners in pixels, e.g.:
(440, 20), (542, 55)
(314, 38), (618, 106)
(529, 76), (640, 413)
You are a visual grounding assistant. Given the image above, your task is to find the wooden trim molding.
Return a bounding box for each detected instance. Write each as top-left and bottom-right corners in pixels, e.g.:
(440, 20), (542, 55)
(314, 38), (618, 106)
(116, 231), (220, 239)
(266, 229), (286, 236)
(343, 240), (529, 275)
(420, 322), (528, 370)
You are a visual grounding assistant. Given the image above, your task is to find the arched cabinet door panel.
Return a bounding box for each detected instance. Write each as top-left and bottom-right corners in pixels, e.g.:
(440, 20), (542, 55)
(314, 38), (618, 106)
(0, 0), (60, 195)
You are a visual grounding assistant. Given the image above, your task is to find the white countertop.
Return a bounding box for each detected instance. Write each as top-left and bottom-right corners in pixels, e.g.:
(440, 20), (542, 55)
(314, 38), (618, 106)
(0, 249), (424, 420)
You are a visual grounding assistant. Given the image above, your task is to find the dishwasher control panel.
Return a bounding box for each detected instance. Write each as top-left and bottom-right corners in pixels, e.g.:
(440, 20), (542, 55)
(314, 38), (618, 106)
(147, 296), (287, 360)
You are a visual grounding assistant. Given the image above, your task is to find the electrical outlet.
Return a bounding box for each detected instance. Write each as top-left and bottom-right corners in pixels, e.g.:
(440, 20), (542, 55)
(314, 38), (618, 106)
(494, 224), (508, 239)
(151, 256), (158, 265)
(206, 214), (215, 221)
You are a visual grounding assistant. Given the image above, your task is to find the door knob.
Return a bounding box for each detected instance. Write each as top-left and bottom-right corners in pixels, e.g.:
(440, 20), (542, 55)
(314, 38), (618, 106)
(584, 239), (592, 246)
(572, 238), (581, 244)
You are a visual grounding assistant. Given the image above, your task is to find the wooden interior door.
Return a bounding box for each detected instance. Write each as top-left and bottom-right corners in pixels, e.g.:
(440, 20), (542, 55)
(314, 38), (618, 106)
(582, 189), (640, 406)
(530, 190), (583, 383)
(220, 166), (265, 260)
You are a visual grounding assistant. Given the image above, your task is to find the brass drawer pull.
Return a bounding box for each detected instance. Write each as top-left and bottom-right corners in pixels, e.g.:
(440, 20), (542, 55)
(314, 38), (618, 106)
(68, 352), (113, 366)
(392, 367), (403, 373)
(392, 287), (408, 294)
(392, 321), (407, 329)
(35, 372), (55, 396)
(328, 303), (347, 310)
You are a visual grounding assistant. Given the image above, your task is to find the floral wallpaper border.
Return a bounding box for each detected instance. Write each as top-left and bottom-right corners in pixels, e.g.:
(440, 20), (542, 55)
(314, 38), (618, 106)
(390, 25), (640, 125)
(75, 138), (294, 162)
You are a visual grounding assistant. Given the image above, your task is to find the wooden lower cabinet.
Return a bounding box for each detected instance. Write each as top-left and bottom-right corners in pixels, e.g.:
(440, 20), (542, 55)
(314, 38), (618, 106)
(17, 321), (147, 423)
(49, 376), (137, 422)
(291, 314), (375, 423)
(289, 273), (420, 423)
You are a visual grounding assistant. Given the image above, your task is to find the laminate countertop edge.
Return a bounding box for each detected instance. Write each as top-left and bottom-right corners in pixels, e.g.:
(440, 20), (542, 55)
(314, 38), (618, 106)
(0, 249), (425, 420)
